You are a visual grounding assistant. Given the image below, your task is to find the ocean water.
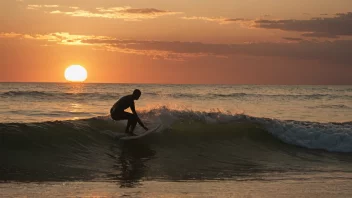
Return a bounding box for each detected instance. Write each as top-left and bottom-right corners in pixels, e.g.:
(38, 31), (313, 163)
(1, 83), (352, 197)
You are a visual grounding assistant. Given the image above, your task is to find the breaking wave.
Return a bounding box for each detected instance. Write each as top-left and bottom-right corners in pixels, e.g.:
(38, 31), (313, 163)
(1, 107), (352, 181)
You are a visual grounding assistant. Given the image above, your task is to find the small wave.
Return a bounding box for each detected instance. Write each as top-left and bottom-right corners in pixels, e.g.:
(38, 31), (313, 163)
(212, 93), (348, 100)
(2, 91), (52, 97)
(0, 91), (119, 100)
(309, 104), (351, 109)
(149, 92), (345, 99)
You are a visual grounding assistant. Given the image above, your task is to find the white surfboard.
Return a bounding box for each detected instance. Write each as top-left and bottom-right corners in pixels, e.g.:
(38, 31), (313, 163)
(120, 124), (161, 140)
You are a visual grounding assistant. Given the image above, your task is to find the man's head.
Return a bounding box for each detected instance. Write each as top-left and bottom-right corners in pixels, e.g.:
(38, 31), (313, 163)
(132, 89), (141, 100)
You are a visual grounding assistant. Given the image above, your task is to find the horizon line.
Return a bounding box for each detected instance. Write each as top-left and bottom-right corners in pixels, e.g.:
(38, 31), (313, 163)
(0, 81), (351, 86)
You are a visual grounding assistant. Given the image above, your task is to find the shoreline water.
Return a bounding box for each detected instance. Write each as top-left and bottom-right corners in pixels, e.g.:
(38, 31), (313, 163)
(2, 175), (352, 198)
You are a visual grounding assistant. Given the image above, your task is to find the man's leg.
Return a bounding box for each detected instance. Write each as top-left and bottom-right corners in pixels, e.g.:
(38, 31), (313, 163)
(123, 112), (137, 134)
(111, 111), (130, 133)
(126, 119), (131, 133)
(128, 115), (138, 134)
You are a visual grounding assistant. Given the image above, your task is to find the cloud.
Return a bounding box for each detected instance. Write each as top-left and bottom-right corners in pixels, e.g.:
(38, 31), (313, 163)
(182, 16), (227, 23)
(121, 8), (169, 14)
(0, 32), (112, 46)
(26, 5), (181, 20)
(182, 16), (251, 25)
(182, 12), (352, 39)
(0, 32), (23, 38)
(282, 37), (304, 41)
(1, 32), (352, 64)
(255, 12), (352, 38)
(301, 32), (339, 38)
(27, 5), (59, 10)
(82, 37), (352, 65)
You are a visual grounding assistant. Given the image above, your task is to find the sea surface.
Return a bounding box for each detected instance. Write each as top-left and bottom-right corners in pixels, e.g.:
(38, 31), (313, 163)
(0, 83), (352, 197)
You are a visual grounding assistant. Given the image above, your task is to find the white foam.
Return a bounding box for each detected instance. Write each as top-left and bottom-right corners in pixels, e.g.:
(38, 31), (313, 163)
(260, 119), (352, 152)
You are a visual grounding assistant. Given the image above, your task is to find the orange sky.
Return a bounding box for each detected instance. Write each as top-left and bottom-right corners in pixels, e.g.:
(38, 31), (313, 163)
(0, 0), (352, 84)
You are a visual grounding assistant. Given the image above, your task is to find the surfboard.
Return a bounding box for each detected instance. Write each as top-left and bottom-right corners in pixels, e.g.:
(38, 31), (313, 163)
(120, 124), (161, 140)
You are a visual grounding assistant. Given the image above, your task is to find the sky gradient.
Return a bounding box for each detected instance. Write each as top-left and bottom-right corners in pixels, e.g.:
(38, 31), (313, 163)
(1, 0), (351, 84)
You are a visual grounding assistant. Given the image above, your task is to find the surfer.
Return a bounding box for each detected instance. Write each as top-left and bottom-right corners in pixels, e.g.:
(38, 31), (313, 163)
(110, 89), (148, 135)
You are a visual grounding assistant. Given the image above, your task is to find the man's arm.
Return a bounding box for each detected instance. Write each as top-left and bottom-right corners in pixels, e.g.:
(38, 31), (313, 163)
(131, 101), (148, 130)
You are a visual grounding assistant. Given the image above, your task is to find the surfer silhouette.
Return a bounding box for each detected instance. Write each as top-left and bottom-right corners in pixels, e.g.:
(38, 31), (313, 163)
(110, 89), (148, 135)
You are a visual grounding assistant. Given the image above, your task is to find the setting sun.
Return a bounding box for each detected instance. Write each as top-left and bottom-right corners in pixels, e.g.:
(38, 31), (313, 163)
(64, 65), (88, 82)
